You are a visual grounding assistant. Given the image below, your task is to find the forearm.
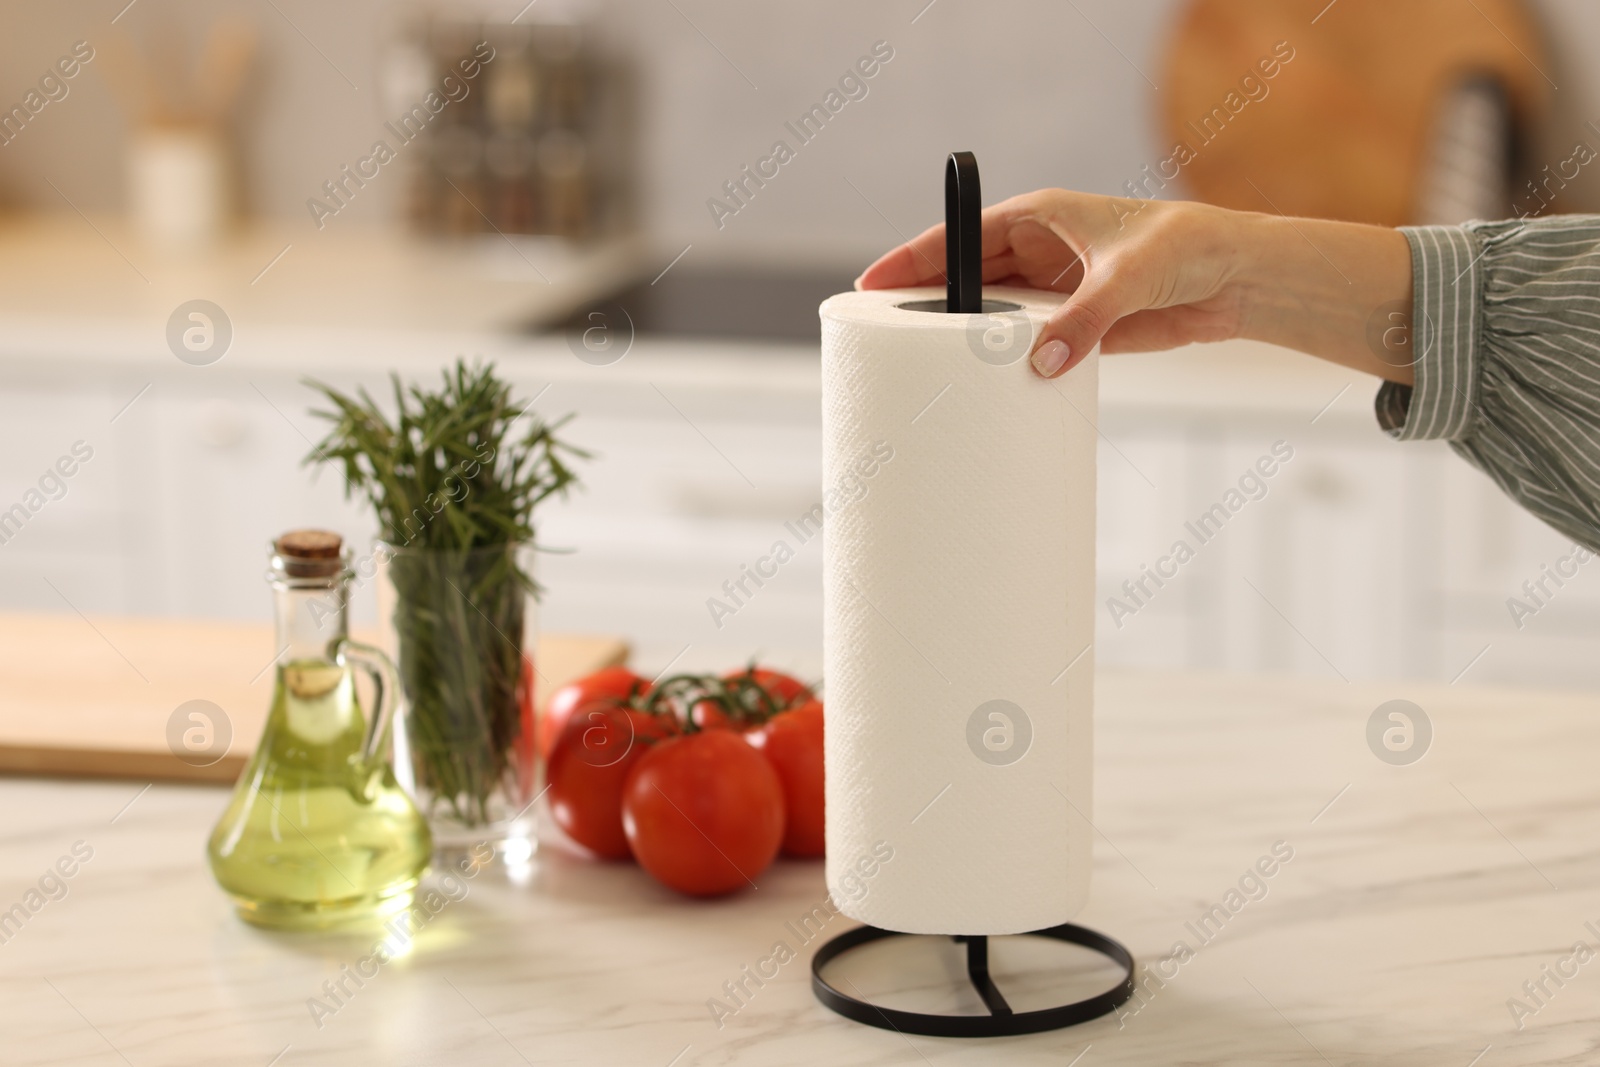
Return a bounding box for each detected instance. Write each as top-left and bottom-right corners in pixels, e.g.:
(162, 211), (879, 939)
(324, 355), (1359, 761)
(1231, 211), (1415, 384)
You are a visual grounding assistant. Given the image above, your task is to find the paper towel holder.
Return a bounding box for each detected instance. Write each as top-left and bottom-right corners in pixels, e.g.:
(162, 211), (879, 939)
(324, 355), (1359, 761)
(896, 152), (1022, 316)
(946, 150), (982, 313)
(811, 923), (1135, 1038)
(810, 149), (1136, 1038)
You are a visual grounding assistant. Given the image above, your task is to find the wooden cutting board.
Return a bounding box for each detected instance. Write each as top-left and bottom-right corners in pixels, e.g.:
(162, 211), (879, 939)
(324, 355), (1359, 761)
(1160, 0), (1550, 225)
(0, 612), (628, 784)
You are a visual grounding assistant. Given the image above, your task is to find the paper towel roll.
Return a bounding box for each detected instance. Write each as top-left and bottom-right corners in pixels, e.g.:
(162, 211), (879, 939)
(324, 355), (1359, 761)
(820, 286), (1097, 935)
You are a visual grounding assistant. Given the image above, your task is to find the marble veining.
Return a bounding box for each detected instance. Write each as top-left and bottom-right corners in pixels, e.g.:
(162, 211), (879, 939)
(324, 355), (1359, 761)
(1, 670), (1598, 1065)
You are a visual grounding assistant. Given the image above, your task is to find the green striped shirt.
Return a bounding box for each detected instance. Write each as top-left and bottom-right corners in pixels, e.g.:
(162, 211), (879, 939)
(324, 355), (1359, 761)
(1379, 217), (1600, 550)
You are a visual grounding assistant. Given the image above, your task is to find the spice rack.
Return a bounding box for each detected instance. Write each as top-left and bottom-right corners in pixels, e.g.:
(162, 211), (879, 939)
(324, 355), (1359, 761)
(384, 9), (633, 242)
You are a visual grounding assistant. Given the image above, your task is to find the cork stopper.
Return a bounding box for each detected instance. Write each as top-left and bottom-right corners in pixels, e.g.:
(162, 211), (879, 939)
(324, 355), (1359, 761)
(273, 529), (345, 578)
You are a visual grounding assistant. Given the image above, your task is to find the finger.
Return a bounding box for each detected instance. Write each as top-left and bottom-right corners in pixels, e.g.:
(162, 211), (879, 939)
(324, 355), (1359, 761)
(980, 253), (1021, 282)
(858, 193), (1050, 290)
(979, 196), (1091, 292)
(1029, 269), (1133, 379)
(1098, 310), (1182, 353)
(1100, 304), (1238, 353)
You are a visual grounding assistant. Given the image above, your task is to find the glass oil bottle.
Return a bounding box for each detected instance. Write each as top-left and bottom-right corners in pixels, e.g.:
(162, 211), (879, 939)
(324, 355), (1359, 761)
(207, 531), (432, 928)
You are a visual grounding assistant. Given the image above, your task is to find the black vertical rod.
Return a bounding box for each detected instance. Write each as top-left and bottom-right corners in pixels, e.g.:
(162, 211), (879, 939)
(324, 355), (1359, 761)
(963, 935), (1014, 1016)
(945, 151), (982, 313)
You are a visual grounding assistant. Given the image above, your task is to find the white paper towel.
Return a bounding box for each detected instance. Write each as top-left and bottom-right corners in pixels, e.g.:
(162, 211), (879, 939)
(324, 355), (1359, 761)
(820, 286), (1097, 935)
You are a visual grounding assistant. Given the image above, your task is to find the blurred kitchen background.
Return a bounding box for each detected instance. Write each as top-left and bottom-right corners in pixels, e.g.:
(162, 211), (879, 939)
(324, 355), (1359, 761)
(3, 0), (1600, 689)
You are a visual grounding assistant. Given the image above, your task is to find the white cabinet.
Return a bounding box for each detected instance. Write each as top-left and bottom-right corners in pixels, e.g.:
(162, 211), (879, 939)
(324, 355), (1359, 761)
(1093, 348), (1600, 690)
(1, 337), (1595, 690)
(0, 378), (126, 612)
(0, 362), (370, 620)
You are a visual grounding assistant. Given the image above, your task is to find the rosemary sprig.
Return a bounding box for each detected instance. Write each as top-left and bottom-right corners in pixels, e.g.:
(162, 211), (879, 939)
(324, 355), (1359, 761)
(304, 360), (586, 555)
(303, 360), (587, 826)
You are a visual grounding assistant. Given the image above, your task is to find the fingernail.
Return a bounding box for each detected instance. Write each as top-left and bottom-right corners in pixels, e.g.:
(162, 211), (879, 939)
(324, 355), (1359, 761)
(1031, 339), (1070, 377)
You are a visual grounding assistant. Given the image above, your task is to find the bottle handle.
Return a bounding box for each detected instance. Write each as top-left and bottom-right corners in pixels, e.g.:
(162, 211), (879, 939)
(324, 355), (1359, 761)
(337, 638), (401, 776)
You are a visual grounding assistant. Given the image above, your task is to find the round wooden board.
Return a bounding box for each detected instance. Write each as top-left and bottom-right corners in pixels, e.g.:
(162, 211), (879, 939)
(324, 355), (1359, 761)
(1158, 0), (1551, 225)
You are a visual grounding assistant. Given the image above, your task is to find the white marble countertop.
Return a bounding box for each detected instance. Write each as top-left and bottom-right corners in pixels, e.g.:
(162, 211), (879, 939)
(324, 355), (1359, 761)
(0, 210), (1381, 432)
(1, 669), (1594, 1065)
(0, 213), (647, 339)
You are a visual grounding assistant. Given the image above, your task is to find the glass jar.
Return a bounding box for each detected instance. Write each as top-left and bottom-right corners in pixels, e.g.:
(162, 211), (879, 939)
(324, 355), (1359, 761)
(376, 541), (538, 863)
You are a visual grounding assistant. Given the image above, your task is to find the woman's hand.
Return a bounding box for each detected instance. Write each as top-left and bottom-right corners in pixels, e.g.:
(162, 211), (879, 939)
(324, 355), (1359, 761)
(856, 189), (1414, 383)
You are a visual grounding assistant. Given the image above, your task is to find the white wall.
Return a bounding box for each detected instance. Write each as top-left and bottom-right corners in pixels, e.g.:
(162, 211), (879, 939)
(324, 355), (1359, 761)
(6, 0), (1599, 267)
(604, 0), (1178, 264)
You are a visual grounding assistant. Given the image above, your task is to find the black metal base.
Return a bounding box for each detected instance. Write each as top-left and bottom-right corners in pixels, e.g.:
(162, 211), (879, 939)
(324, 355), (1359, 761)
(811, 923), (1135, 1038)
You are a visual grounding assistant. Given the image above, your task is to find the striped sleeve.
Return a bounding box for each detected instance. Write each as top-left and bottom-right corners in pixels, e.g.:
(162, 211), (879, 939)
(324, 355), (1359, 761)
(1376, 216), (1600, 552)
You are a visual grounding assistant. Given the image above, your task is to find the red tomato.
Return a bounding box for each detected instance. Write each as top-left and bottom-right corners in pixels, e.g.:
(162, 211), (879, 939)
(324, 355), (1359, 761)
(622, 730), (785, 896)
(748, 700), (824, 857)
(690, 699), (755, 731)
(548, 707), (674, 859)
(722, 666), (812, 712)
(541, 666), (649, 761)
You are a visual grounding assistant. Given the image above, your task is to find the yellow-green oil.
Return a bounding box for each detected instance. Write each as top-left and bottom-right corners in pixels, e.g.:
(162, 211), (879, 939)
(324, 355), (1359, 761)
(207, 660), (432, 929)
